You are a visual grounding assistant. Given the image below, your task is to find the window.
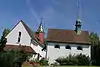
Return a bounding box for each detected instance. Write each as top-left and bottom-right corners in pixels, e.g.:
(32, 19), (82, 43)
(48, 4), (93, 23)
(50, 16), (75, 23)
(19, 32), (21, 36)
(17, 32), (21, 43)
(77, 46), (82, 50)
(65, 45), (71, 49)
(54, 45), (60, 48)
(18, 37), (20, 43)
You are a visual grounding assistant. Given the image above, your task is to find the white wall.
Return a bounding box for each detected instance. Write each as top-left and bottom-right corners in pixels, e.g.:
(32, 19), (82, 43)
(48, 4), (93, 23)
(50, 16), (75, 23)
(31, 43), (46, 58)
(47, 42), (91, 63)
(6, 21), (46, 59)
(6, 21), (31, 46)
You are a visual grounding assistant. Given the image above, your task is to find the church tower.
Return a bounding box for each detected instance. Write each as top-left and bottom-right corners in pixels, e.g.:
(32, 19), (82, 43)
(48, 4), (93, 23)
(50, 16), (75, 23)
(75, 0), (82, 35)
(36, 22), (44, 44)
(75, 17), (82, 35)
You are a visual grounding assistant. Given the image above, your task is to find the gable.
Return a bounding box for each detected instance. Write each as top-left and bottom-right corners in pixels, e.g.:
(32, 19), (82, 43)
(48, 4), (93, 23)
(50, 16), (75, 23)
(6, 21), (32, 46)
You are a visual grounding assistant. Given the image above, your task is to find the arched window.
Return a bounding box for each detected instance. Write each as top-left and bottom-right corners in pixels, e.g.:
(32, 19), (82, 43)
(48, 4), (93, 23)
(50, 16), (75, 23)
(65, 45), (71, 49)
(77, 46), (82, 50)
(54, 44), (60, 49)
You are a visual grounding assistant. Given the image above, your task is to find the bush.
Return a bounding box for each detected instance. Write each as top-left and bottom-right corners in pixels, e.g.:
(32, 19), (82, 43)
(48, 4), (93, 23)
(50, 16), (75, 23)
(0, 50), (28, 67)
(76, 54), (90, 65)
(56, 54), (90, 65)
(56, 55), (77, 65)
(39, 58), (48, 65)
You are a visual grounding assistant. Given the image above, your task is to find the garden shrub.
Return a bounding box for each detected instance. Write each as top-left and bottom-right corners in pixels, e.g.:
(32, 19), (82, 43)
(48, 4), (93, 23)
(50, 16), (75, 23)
(0, 50), (28, 67)
(56, 54), (90, 65)
(76, 54), (90, 65)
(39, 58), (48, 65)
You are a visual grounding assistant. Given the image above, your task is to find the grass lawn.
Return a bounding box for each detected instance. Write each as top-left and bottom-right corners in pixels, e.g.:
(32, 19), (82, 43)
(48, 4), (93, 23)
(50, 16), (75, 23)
(23, 66), (100, 67)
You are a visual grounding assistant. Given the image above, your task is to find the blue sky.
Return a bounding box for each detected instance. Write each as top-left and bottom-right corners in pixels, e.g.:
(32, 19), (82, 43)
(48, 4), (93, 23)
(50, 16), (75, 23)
(0, 0), (100, 37)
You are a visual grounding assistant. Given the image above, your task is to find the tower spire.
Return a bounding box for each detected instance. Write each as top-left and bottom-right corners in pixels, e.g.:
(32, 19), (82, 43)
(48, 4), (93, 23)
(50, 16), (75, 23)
(36, 18), (45, 44)
(37, 18), (44, 33)
(75, 0), (82, 35)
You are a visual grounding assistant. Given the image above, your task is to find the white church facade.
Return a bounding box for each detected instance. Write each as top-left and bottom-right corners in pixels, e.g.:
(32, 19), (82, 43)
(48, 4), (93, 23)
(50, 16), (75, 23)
(46, 19), (91, 63)
(5, 20), (46, 60)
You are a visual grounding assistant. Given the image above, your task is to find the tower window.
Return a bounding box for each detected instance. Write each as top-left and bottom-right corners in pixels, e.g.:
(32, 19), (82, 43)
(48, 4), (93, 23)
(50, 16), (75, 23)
(65, 45), (71, 49)
(77, 46), (82, 50)
(54, 44), (60, 49)
(17, 32), (21, 43)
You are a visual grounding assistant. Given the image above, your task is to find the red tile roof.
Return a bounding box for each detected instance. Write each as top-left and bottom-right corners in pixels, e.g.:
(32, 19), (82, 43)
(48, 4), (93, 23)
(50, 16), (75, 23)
(46, 28), (90, 45)
(4, 45), (36, 53)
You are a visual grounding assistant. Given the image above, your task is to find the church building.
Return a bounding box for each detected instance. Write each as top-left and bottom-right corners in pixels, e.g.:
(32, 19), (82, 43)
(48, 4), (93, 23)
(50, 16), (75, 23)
(5, 20), (46, 60)
(3, 18), (91, 64)
(46, 18), (91, 63)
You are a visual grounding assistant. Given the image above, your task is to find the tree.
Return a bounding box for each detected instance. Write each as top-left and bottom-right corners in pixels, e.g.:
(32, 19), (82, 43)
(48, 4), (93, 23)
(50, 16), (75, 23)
(0, 50), (28, 67)
(89, 32), (100, 65)
(0, 34), (7, 52)
(0, 28), (10, 51)
(0, 28), (28, 67)
(93, 44), (100, 65)
(3, 28), (10, 37)
(89, 32), (99, 45)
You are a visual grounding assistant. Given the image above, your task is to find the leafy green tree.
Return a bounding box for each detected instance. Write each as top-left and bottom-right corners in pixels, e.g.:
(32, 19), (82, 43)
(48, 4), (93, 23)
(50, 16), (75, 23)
(93, 44), (100, 65)
(89, 32), (100, 65)
(89, 32), (99, 45)
(0, 50), (28, 67)
(0, 28), (28, 67)
(0, 34), (7, 51)
(3, 28), (10, 37)
(0, 28), (10, 51)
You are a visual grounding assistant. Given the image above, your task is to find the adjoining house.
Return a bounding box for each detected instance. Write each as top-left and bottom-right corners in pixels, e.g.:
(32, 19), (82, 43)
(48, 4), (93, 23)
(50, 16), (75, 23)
(46, 18), (91, 63)
(5, 20), (46, 60)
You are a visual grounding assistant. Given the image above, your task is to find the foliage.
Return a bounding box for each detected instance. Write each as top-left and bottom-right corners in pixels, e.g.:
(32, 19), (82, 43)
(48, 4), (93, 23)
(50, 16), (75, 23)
(39, 58), (48, 65)
(3, 28), (10, 37)
(0, 29), (28, 67)
(29, 58), (40, 63)
(76, 54), (90, 65)
(89, 32), (100, 65)
(89, 32), (99, 45)
(0, 34), (7, 51)
(56, 54), (90, 65)
(0, 50), (28, 67)
(0, 28), (10, 51)
(29, 57), (48, 66)
(92, 44), (100, 65)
